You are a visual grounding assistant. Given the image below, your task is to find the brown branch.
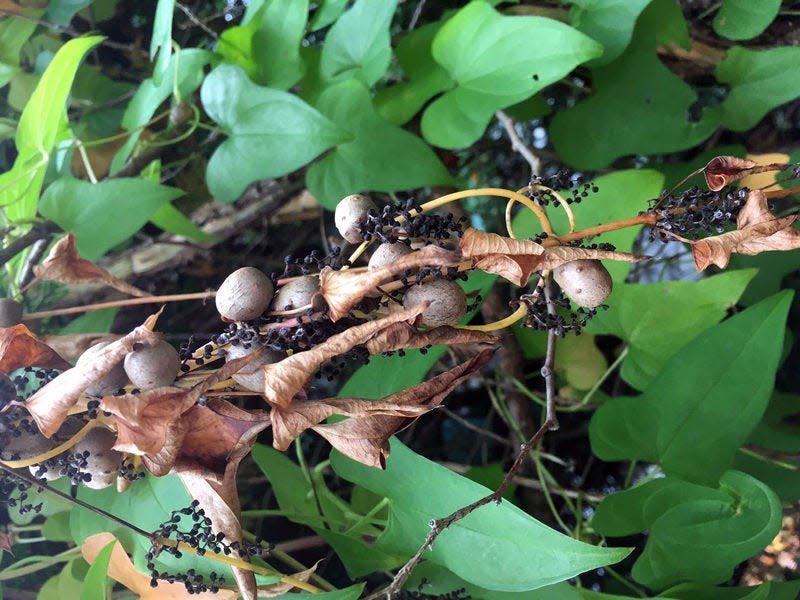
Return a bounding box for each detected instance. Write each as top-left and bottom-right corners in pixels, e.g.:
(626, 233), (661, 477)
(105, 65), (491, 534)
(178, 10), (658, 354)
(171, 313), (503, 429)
(495, 110), (541, 177)
(0, 222), (60, 266)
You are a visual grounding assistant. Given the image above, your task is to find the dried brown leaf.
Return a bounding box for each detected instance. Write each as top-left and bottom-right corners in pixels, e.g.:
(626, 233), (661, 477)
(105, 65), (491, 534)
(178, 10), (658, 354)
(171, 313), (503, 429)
(261, 305), (426, 408)
(690, 189), (800, 270)
(459, 228), (644, 286)
(33, 234), (148, 297)
(0, 324), (71, 372)
(319, 245), (460, 321)
(704, 156), (758, 191)
(0, 531), (13, 558)
(257, 563), (319, 597)
(311, 349), (494, 468)
(40, 333), (121, 362)
(364, 323), (497, 355)
(25, 318), (161, 437)
(82, 532), (236, 599)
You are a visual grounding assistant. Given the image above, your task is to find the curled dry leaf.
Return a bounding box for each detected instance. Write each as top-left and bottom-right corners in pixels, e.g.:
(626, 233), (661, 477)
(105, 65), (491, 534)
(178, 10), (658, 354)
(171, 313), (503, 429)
(261, 305), (426, 408)
(319, 244), (461, 321)
(0, 531), (13, 558)
(0, 324), (72, 372)
(25, 317), (161, 437)
(310, 348), (495, 468)
(33, 234), (148, 297)
(82, 532), (237, 600)
(703, 156), (787, 192)
(364, 322), (497, 355)
(40, 333), (121, 362)
(690, 189), (800, 271)
(257, 562), (319, 598)
(459, 228), (645, 286)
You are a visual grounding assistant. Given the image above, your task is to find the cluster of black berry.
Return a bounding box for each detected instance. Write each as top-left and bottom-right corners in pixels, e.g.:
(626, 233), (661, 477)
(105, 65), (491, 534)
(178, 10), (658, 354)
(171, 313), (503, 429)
(358, 198), (466, 246)
(527, 172), (599, 206)
(0, 474), (42, 516)
(147, 500), (269, 594)
(280, 246), (343, 277)
(522, 289), (603, 336)
(648, 186), (747, 239)
(397, 587), (470, 600)
(7, 366), (61, 401)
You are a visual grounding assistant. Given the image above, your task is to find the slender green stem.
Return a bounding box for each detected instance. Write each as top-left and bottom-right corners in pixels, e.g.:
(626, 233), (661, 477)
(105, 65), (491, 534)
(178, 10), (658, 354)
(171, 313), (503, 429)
(604, 565), (647, 597)
(295, 437), (328, 530)
(578, 346), (628, 408)
(623, 460), (638, 489)
(534, 456), (572, 535)
(343, 498), (389, 536)
(0, 547), (82, 581)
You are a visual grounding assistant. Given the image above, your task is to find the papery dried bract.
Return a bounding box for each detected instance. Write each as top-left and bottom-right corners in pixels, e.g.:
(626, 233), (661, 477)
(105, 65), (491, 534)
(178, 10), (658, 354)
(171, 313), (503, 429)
(363, 323), (496, 355)
(703, 156), (787, 192)
(310, 349), (494, 468)
(319, 244), (460, 321)
(459, 228), (644, 286)
(0, 324), (71, 372)
(25, 317), (161, 437)
(260, 305), (426, 408)
(691, 189), (800, 270)
(33, 234), (148, 297)
(82, 532), (236, 600)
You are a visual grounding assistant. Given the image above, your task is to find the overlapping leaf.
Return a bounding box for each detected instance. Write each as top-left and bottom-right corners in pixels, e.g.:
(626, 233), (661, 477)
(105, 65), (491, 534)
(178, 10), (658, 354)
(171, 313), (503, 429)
(0, 324), (71, 372)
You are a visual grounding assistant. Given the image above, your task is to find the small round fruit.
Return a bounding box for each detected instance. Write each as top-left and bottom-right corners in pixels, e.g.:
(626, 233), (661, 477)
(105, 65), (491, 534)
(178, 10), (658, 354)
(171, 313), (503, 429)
(552, 259), (612, 308)
(402, 279), (467, 327)
(225, 343), (284, 392)
(335, 194), (376, 244)
(123, 340), (180, 390)
(73, 428), (122, 490)
(216, 267), (274, 321)
(0, 298), (23, 327)
(77, 341), (129, 397)
(272, 276), (319, 311)
(368, 242), (413, 270)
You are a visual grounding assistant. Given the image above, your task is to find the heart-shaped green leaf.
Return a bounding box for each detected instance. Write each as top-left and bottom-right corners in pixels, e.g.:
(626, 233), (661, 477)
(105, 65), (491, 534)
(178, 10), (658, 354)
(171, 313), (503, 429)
(421, 0), (602, 149)
(713, 0), (781, 41)
(567, 0), (652, 66)
(590, 290), (793, 485)
(202, 64), (346, 202)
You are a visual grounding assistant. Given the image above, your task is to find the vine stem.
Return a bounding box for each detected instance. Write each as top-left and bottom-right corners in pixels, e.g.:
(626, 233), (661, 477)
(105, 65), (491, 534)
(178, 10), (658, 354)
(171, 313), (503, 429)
(23, 290), (216, 320)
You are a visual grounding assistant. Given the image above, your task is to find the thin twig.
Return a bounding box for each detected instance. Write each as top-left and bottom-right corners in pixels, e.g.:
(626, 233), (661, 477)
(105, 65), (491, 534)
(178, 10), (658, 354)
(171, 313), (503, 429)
(23, 291), (215, 320)
(17, 238), (50, 290)
(176, 2), (219, 39)
(495, 110), (541, 177)
(408, 0), (427, 30)
(439, 406), (512, 447)
(0, 222), (60, 266)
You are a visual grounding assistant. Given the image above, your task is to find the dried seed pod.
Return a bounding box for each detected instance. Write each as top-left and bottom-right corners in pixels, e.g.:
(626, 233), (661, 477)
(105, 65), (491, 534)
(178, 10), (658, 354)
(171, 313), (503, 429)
(335, 194), (377, 244)
(272, 276), (319, 311)
(73, 427), (122, 490)
(402, 279), (467, 327)
(0, 298), (23, 327)
(225, 343), (283, 392)
(216, 266), (274, 322)
(552, 259), (612, 308)
(77, 341), (129, 397)
(123, 340), (180, 390)
(368, 242), (413, 270)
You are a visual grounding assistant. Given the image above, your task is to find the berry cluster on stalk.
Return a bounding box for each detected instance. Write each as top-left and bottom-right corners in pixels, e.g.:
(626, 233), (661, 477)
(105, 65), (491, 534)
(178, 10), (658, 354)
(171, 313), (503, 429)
(649, 186), (748, 239)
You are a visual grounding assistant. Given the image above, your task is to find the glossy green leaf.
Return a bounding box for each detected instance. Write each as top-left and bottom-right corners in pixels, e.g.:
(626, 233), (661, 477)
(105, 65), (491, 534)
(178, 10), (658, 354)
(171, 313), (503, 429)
(717, 45), (800, 132)
(339, 270), (496, 398)
(271, 584), (366, 600)
(110, 48), (212, 174)
(42, 511), (74, 542)
(513, 169), (664, 280)
(72, 66), (135, 137)
(668, 580), (800, 600)
(202, 64), (345, 202)
(729, 248), (800, 306)
(60, 308), (118, 334)
(590, 291), (793, 485)
(70, 474), (234, 582)
(150, 0), (175, 86)
(593, 471), (781, 590)
(149, 202), (216, 242)
(320, 0), (397, 85)
(305, 79), (454, 209)
(217, 0), (308, 89)
(567, 0), (652, 66)
(332, 439), (630, 592)
(0, 15), (37, 87)
(39, 177), (184, 261)
(38, 561), (86, 600)
(251, 444), (403, 577)
(713, 0), (781, 41)
(585, 270), (755, 390)
(79, 540), (114, 600)
(733, 450), (800, 503)
(310, 0), (349, 31)
(0, 35), (102, 221)
(550, 0), (719, 169)
(375, 21), (453, 125)
(422, 1), (601, 149)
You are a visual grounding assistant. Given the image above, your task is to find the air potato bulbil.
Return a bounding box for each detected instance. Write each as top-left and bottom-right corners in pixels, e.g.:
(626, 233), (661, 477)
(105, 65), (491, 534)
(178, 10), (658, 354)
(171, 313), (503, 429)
(552, 259), (612, 308)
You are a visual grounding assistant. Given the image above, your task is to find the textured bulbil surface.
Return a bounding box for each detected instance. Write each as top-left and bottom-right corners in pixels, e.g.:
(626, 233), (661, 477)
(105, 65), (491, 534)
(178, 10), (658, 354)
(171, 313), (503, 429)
(402, 279), (467, 327)
(216, 266), (274, 321)
(553, 259), (612, 308)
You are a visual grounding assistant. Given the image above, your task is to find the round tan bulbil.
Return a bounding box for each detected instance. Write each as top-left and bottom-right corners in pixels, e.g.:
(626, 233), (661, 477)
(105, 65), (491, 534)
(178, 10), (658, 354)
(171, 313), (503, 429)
(216, 267), (274, 321)
(77, 341), (129, 396)
(335, 194), (377, 244)
(73, 427), (122, 489)
(402, 279), (467, 327)
(225, 343), (284, 392)
(552, 259), (612, 308)
(368, 242), (413, 270)
(124, 340), (181, 390)
(272, 276), (319, 311)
